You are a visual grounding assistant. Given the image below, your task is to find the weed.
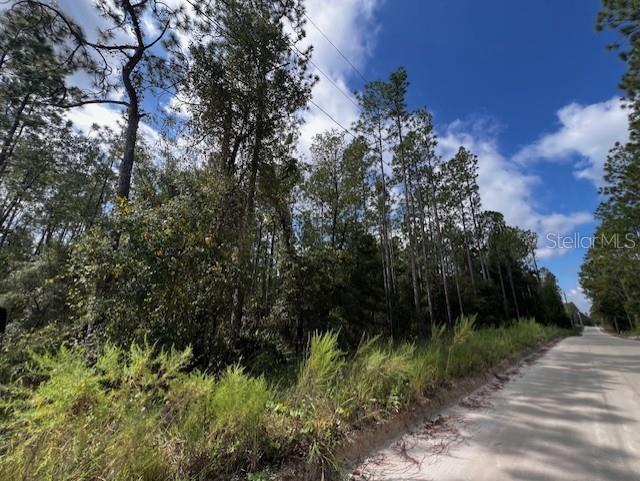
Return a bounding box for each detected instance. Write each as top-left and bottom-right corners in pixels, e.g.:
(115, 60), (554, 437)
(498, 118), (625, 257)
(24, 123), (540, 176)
(0, 321), (566, 481)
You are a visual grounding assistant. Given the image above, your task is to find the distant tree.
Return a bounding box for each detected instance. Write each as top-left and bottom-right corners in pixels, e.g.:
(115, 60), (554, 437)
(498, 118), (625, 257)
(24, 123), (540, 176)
(386, 68), (422, 327)
(187, 0), (314, 338)
(302, 131), (369, 250)
(355, 78), (398, 334)
(539, 269), (571, 328)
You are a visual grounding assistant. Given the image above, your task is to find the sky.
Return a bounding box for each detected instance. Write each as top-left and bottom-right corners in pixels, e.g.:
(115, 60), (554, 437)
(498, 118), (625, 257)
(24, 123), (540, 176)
(60, 0), (629, 313)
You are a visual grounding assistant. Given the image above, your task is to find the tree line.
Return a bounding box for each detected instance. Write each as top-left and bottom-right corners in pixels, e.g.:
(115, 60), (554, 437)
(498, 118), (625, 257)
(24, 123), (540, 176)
(580, 0), (640, 333)
(0, 0), (570, 372)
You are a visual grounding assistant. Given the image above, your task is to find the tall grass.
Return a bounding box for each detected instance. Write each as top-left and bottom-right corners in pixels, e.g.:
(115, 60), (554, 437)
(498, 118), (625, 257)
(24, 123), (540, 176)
(0, 318), (566, 480)
(629, 324), (640, 337)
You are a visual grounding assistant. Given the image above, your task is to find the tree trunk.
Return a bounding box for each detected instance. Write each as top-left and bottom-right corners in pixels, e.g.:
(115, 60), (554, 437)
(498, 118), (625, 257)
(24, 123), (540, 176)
(412, 171), (434, 334)
(90, 157), (115, 228)
(400, 158), (422, 326)
(460, 208), (476, 294)
(0, 92), (30, 179)
(331, 156), (339, 248)
(233, 71), (266, 328)
(497, 262), (509, 319)
(612, 316), (620, 334)
(426, 161), (452, 326)
(116, 0), (145, 200)
(117, 94), (140, 199)
(450, 164), (476, 293)
(466, 177), (487, 280)
(0, 205), (19, 248)
(375, 119), (396, 336)
(452, 252), (464, 318)
(506, 262), (521, 319)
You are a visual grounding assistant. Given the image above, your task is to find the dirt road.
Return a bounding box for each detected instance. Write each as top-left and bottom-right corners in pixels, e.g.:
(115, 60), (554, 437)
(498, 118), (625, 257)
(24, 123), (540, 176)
(353, 327), (640, 481)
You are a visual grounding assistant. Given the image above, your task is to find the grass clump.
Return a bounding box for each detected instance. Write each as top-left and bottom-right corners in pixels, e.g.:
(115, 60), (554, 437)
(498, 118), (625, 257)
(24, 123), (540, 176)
(0, 319), (567, 480)
(0, 344), (171, 481)
(211, 366), (271, 470)
(342, 338), (414, 420)
(295, 331), (344, 402)
(0, 343), (272, 481)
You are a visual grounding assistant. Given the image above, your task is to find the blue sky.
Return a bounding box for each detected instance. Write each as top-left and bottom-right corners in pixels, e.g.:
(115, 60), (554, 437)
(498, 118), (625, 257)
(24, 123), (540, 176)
(345, 0), (627, 312)
(62, 0), (628, 313)
(367, 1), (623, 137)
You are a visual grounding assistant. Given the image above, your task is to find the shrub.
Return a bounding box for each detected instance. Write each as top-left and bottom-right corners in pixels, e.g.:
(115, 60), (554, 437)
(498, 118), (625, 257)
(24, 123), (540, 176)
(0, 343), (188, 481)
(0, 321), (567, 481)
(0, 323), (78, 385)
(0, 345), (169, 481)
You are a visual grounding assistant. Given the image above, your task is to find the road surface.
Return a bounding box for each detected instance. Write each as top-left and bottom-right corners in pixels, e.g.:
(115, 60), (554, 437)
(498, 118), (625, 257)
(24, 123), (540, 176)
(353, 327), (640, 481)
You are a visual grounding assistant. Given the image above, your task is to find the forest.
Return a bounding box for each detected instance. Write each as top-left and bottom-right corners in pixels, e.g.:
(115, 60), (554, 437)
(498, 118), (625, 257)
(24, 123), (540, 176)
(580, 1), (640, 336)
(0, 1), (591, 480)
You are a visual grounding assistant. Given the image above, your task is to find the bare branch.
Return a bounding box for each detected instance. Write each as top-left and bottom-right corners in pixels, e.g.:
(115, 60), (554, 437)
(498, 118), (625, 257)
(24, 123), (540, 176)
(145, 18), (171, 49)
(51, 99), (130, 108)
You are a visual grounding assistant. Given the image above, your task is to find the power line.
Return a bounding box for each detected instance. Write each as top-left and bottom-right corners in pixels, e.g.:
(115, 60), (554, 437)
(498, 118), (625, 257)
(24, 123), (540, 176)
(288, 42), (360, 110)
(303, 12), (368, 83)
(243, 0), (361, 111)
(246, 1), (360, 110)
(308, 98), (356, 138)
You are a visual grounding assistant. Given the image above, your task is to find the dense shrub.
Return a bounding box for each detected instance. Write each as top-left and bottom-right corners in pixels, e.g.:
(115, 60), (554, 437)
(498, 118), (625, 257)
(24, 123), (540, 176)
(0, 319), (567, 480)
(0, 322), (78, 385)
(67, 179), (235, 366)
(0, 343), (272, 481)
(0, 245), (71, 330)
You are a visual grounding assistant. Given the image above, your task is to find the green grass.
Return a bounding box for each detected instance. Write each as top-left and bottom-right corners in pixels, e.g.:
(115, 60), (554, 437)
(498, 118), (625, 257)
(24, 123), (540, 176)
(625, 324), (640, 337)
(0, 318), (567, 481)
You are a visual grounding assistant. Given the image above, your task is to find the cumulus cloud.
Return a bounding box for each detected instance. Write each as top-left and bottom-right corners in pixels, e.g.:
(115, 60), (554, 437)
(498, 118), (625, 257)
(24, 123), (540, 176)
(439, 95), (631, 260)
(514, 97), (629, 186)
(438, 120), (593, 260)
(298, 0), (382, 155)
(65, 103), (160, 144)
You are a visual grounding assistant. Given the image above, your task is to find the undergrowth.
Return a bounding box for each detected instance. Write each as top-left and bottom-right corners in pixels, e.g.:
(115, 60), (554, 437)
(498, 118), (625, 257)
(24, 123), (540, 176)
(0, 318), (566, 480)
(628, 324), (640, 337)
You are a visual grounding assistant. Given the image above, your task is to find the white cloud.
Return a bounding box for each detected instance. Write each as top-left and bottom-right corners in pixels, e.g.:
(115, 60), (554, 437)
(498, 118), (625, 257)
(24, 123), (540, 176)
(566, 285), (591, 314)
(66, 103), (160, 144)
(298, 0), (383, 154)
(303, 0), (379, 77)
(438, 120), (593, 260)
(65, 103), (124, 133)
(514, 97), (629, 186)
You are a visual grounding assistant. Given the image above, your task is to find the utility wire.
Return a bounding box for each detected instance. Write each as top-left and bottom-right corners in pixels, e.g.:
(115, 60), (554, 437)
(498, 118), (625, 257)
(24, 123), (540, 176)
(288, 42), (360, 110)
(308, 98), (356, 138)
(250, 2), (360, 110)
(303, 12), (368, 83)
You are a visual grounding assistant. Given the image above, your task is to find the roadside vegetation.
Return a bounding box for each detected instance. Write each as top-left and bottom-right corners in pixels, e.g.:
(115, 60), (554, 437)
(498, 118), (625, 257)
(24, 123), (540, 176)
(580, 1), (640, 333)
(0, 318), (566, 481)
